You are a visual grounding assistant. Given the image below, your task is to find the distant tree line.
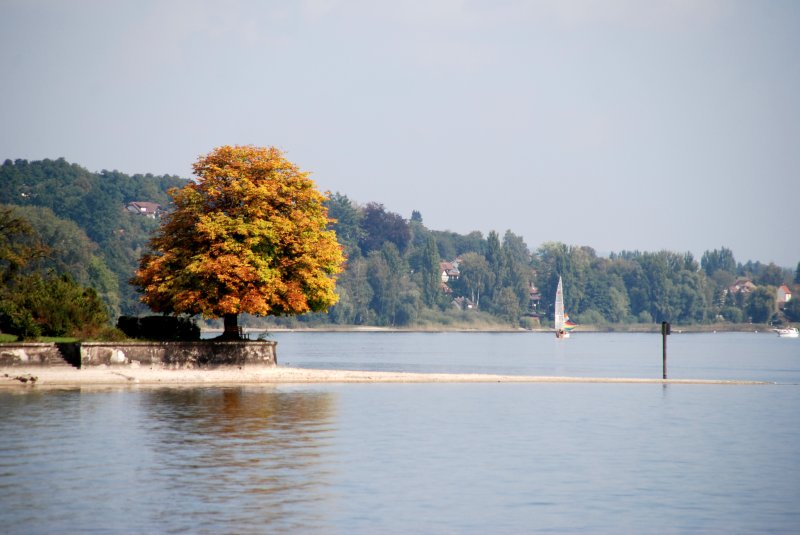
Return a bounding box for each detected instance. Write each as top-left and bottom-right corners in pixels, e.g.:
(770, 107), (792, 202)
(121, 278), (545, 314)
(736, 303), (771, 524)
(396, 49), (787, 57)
(534, 244), (798, 326)
(314, 197), (800, 328)
(1, 158), (798, 338)
(318, 194), (537, 327)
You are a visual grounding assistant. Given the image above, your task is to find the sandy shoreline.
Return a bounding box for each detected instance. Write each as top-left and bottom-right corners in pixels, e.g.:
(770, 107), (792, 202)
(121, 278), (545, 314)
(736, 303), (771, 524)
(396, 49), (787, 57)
(0, 365), (770, 387)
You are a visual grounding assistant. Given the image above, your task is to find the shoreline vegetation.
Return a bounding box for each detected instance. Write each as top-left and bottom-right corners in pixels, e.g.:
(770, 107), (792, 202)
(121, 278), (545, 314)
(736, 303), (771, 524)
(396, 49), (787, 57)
(0, 365), (770, 388)
(3, 159), (798, 342)
(0, 322), (787, 344)
(204, 322), (784, 334)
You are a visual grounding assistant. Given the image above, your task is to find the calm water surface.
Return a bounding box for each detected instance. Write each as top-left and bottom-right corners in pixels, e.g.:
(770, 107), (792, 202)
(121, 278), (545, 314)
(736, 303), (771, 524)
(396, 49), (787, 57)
(273, 331), (800, 384)
(1, 333), (798, 534)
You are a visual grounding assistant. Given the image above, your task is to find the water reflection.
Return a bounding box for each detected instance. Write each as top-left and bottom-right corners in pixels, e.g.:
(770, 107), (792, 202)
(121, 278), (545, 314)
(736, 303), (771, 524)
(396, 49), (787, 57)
(4, 332), (799, 533)
(0, 387), (340, 534)
(138, 387), (337, 532)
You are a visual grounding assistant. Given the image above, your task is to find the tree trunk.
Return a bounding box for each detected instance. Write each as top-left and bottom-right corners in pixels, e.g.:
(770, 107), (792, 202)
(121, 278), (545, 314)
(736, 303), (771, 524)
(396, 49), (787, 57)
(221, 313), (240, 340)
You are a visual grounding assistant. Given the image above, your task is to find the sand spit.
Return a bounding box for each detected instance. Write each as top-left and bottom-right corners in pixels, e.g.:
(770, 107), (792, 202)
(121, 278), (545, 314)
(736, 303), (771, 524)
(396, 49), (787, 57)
(0, 365), (770, 388)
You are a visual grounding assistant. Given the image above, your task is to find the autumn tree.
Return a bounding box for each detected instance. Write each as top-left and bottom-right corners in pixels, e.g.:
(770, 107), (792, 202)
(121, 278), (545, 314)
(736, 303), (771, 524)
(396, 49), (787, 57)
(0, 207), (42, 283)
(8, 205), (120, 318)
(0, 207), (110, 339)
(132, 145), (345, 339)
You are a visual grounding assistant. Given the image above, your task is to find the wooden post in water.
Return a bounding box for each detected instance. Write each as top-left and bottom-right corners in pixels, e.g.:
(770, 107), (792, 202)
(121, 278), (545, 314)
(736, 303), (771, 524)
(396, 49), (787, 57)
(661, 321), (671, 379)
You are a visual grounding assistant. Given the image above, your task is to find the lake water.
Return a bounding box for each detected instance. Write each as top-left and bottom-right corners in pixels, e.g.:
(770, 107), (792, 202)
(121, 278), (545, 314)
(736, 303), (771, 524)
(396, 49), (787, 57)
(1, 332), (798, 534)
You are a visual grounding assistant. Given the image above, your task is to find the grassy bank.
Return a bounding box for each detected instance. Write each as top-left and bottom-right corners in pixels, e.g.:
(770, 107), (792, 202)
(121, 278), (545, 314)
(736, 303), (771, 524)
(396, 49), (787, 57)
(0, 334), (79, 343)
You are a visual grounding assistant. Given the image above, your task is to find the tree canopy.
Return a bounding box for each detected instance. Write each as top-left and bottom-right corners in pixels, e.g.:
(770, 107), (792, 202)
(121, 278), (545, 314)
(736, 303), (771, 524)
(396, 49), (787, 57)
(131, 145), (345, 336)
(2, 156), (797, 332)
(0, 207), (110, 339)
(0, 158), (188, 315)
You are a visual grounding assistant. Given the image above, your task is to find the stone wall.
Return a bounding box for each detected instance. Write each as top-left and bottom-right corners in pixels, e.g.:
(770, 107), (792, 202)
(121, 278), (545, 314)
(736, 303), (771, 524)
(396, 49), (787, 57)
(0, 341), (277, 368)
(0, 343), (75, 367)
(80, 341), (277, 368)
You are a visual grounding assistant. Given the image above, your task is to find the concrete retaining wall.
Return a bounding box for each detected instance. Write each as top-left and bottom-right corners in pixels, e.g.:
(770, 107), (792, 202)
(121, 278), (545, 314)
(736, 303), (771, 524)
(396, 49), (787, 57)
(80, 341), (277, 368)
(0, 343), (74, 367)
(0, 341), (277, 368)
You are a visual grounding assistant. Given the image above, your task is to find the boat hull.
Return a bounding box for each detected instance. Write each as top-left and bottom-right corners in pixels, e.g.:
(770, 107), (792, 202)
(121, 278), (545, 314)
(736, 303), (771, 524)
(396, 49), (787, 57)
(775, 327), (799, 338)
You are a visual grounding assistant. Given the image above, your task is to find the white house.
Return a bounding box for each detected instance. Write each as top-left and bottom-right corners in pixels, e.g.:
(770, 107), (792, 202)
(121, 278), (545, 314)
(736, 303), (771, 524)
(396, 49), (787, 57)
(440, 261), (460, 283)
(126, 201), (162, 218)
(777, 284), (792, 304)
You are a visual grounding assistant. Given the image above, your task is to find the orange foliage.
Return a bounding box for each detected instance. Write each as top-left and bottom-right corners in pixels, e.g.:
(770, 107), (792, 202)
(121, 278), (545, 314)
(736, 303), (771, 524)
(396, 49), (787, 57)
(131, 145), (345, 319)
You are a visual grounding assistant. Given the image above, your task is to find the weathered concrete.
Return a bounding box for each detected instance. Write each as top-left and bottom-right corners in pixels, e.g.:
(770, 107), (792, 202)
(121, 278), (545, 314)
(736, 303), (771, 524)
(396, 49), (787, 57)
(79, 341), (277, 368)
(0, 343), (72, 367)
(0, 341), (277, 368)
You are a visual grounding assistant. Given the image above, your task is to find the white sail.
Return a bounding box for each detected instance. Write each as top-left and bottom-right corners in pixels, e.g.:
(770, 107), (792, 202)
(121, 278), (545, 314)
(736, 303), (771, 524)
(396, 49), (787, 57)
(554, 276), (565, 331)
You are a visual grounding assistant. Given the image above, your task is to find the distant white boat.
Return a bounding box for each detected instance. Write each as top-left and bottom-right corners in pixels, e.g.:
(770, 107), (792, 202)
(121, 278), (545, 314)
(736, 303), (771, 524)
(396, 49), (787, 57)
(774, 327), (799, 338)
(554, 276), (576, 339)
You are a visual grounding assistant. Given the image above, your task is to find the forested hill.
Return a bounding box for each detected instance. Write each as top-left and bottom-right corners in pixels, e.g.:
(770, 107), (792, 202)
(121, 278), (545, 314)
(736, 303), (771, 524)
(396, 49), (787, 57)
(1, 158), (188, 317)
(323, 196), (799, 328)
(1, 157), (798, 328)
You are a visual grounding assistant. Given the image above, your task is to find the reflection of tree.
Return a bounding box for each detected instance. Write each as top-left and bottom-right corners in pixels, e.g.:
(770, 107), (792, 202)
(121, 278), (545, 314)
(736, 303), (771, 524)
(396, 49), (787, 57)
(142, 387), (337, 531)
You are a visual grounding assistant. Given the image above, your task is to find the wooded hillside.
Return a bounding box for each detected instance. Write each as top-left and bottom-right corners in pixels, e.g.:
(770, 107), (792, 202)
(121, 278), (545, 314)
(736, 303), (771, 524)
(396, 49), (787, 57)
(2, 158), (798, 330)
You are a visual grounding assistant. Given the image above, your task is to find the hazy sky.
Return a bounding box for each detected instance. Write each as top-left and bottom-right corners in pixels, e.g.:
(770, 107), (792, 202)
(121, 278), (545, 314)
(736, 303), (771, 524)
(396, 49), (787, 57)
(2, 1), (798, 267)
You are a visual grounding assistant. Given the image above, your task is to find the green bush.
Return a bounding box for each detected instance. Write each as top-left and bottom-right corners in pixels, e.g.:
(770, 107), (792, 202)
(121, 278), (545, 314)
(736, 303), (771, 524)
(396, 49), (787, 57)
(575, 309), (605, 326)
(116, 315), (200, 341)
(720, 306), (744, 323)
(0, 274), (109, 340)
(0, 299), (41, 340)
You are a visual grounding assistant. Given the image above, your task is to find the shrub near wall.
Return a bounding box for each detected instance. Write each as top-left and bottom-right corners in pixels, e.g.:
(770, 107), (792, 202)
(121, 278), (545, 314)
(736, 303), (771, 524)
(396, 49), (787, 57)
(117, 316), (200, 341)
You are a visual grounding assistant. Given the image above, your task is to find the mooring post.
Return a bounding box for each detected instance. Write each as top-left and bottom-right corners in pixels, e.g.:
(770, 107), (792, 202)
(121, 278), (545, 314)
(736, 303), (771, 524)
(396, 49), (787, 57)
(661, 321), (671, 379)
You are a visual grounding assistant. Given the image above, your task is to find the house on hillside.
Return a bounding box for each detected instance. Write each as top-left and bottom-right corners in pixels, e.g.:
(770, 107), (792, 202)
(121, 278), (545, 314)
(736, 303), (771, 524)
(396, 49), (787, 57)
(729, 278), (756, 295)
(453, 296), (476, 310)
(126, 201), (163, 218)
(528, 282), (541, 314)
(440, 261), (460, 283)
(777, 285), (792, 306)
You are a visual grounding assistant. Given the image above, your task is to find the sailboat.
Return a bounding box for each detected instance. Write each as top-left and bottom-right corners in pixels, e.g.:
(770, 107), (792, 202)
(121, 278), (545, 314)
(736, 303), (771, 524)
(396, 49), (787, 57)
(554, 276), (576, 339)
